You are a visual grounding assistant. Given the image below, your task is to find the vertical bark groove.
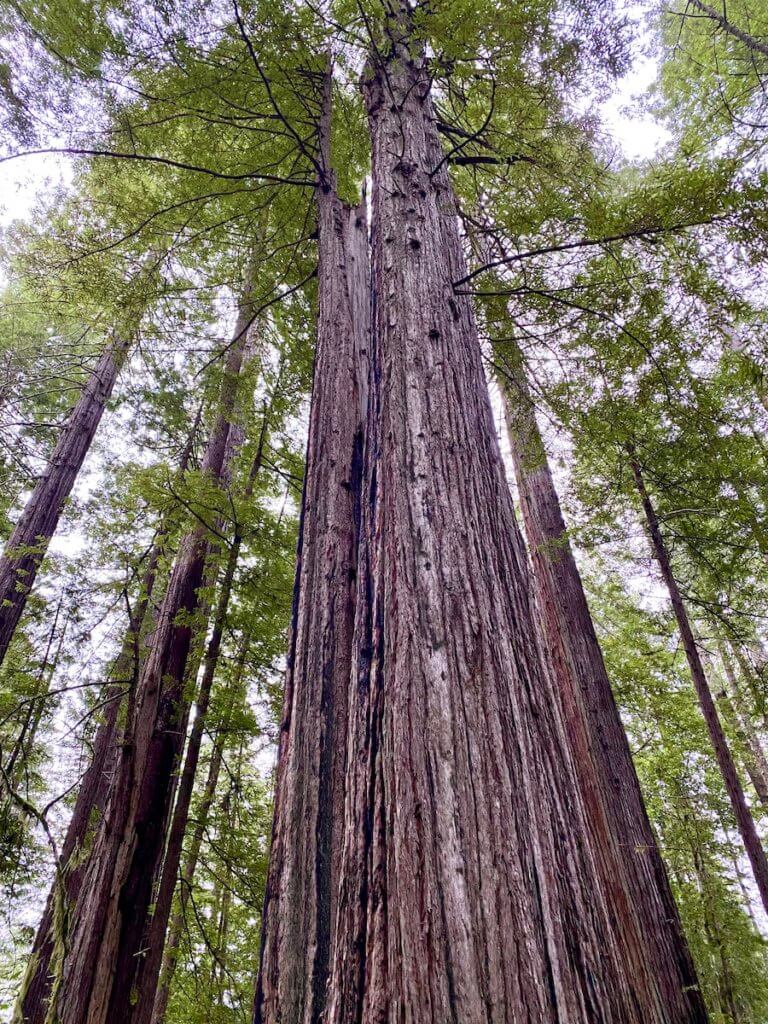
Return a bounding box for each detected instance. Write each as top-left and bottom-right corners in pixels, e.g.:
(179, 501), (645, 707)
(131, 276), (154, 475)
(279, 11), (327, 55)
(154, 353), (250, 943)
(322, 29), (707, 1023)
(255, 65), (371, 1022)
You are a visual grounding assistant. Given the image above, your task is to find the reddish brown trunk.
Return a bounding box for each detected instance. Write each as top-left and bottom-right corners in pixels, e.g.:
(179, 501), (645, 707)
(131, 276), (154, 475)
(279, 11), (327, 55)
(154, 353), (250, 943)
(255, 60), (370, 1024)
(631, 455), (768, 916)
(15, 537), (163, 1024)
(499, 348), (701, 1010)
(131, 430), (266, 1024)
(16, 405), (204, 1024)
(322, 33), (707, 1023)
(151, 638), (250, 1024)
(0, 334), (131, 667)
(53, 284), (255, 1024)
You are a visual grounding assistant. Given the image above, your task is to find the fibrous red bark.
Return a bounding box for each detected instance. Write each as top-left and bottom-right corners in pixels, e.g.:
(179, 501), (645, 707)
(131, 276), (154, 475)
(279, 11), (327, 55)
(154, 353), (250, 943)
(0, 333), (131, 668)
(319, 29), (708, 1022)
(254, 88), (371, 1019)
(498, 345), (703, 1014)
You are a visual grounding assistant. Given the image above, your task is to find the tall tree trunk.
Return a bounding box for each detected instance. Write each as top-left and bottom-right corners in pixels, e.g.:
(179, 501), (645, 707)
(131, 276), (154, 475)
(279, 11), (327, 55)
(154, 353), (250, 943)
(323, 25), (707, 1023)
(14, 537), (163, 1024)
(630, 454), (768, 915)
(131, 424), (267, 1024)
(151, 635), (250, 1024)
(683, 799), (743, 1024)
(211, 739), (242, 1008)
(727, 638), (767, 726)
(53, 281), (255, 1024)
(0, 333), (131, 668)
(254, 64), (370, 1021)
(4, 594), (66, 785)
(15, 405), (203, 1024)
(498, 343), (703, 1009)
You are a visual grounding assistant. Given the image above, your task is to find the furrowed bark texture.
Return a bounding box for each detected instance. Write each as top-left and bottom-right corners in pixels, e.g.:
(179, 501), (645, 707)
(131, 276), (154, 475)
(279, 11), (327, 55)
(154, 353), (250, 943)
(132, 432), (266, 1024)
(631, 456), (768, 916)
(499, 351), (702, 1011)
(254, 186), (370, 1024)
(54, 292), (254, 1024)
(323, 41), (708, 1024)
(0, 333), (131, 668)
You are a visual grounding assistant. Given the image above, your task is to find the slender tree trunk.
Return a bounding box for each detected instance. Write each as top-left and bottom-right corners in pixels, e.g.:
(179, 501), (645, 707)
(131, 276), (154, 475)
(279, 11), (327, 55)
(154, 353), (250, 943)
(728, 639), (768, 725)
(631, 455), (768, 915)
(14, 537), (162, 1024)
(15, 406), (203, 1024)
(151, 636), (250, 1024)
(253, 58), (371, 1024)
(716, 686), (768, 808)
(683, 800), (743, 1024)
(53, 280), (255, 1024)
(131, 426), (267, 1024)
(211, 741), (242, 1007)
(4, 595), (65, 784)
(498, 344), (703, 1009)
(323, 22), (707, 1023)
(719, 643), (768, 806)
(0, 333), (131, 668)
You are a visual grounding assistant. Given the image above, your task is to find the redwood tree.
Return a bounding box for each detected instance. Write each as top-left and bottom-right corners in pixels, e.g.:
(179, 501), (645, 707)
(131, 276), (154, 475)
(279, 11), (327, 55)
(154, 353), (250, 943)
(631, 453), (768, 916)
(130, 421), (268, 1024)
(498, 338), (701, 1013)
(0, 332), (131, 668)
(13, 396), (208, 1024)
(254, 65), (371, 1019)
(50, 278), (257, 1024)
(316, 16), (706, 1023)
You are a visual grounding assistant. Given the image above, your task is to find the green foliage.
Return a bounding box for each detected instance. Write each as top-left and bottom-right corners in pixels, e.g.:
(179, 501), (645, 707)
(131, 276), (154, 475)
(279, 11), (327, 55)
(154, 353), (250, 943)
(0, 0), (767, 1018)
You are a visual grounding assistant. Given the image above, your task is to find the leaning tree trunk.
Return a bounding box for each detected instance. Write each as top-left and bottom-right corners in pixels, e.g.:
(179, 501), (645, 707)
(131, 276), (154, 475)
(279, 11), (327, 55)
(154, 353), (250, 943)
(15, 406), (203, 1024)
(53, 280), (255, 1024)
(151, 635), (251, 1024)
(498, 343), (703, 1009)
(130, 425), (267, 1024)
(631, 454), (768, 915)
(0, 332), (131, 668)
(14, 541), (160, 1024)
(254, 66), (371, 1019)
(718, 642), (768, 806)
(322, 29), (707, 1024)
